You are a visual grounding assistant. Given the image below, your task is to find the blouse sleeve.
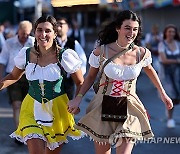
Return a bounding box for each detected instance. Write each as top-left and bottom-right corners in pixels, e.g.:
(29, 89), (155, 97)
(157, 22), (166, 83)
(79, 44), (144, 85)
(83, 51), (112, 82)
(14, 47), (28, 70)
(88, 51), (100, 68)
(61, 49), (82, 74)
(142, 48), (152, 67)
(158, 41), (165, 53)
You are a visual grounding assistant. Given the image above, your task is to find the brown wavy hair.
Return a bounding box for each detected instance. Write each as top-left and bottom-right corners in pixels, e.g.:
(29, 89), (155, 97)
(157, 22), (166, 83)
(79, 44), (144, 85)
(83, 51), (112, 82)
(97, 10), (142, 46)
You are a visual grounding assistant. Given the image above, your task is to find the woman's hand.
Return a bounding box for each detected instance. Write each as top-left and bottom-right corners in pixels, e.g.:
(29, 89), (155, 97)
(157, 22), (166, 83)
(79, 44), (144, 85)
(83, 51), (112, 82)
(67, 96), (82, 115)
(160, 92), (173, 110)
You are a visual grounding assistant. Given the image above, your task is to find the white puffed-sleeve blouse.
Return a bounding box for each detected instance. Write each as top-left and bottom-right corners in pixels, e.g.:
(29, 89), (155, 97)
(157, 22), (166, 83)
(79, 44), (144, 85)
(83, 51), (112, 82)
(14, 47), (82, 81)
(89, 48), (152, 81)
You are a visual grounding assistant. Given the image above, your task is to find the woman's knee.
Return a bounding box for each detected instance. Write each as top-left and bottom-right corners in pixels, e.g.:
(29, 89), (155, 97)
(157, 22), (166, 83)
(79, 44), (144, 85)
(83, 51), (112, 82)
(116, 138), (134, 154)
(94, 141), (111, 154)
(27, 138), (45, 154)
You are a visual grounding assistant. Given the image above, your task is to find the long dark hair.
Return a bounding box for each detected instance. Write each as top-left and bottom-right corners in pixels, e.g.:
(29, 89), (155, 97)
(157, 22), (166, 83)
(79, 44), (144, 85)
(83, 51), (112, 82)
(97, 10), (142, 45)
(163, 24), (180, 41)
(32, 15), (60, 73)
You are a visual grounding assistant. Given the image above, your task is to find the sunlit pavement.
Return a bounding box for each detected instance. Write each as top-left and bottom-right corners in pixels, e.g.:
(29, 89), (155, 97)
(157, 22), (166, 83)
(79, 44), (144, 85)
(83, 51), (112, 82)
(1, 72), (180, 154)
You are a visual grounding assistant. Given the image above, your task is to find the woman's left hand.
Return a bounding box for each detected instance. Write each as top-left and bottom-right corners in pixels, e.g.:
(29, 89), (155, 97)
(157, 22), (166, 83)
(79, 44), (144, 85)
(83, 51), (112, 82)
(160, 92), (173, 110)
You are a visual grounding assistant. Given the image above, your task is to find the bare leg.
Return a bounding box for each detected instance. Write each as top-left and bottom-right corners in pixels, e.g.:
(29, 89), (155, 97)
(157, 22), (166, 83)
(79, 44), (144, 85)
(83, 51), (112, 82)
(27, 138), (45, 154)
(45, 144), (63, 154)
(94, 141), (111, 154)
(12, 101), (22, 128)
(116, 138), (134, 154)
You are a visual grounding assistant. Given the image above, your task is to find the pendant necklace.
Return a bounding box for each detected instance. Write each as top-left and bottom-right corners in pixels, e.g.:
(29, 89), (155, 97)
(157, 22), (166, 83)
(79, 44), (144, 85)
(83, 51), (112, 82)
(116, 40), (127, 49)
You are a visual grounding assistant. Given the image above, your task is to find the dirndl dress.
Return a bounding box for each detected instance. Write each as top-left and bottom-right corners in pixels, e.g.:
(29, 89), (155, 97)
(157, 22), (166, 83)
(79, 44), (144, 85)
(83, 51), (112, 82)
(158, 41), (180, 101)
(75, 47), (154, 145)
(10, 47), (85, 150)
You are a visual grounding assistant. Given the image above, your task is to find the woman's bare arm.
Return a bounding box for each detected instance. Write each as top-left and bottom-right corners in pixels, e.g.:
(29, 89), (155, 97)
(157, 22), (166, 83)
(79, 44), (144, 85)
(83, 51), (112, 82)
(143, 64), (173, 110)
(71, 69), (84, 96)
(0, 67), (24, 90)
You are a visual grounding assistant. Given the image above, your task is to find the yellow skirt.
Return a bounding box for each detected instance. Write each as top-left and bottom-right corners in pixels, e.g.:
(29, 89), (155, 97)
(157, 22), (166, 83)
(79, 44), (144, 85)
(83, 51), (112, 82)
(10, 94), (83, 150)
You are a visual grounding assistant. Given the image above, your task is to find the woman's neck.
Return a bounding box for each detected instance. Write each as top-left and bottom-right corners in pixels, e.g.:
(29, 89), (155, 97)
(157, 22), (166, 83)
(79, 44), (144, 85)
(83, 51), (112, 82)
(39, 46), (54, 56)
(166, 39), (175, 44)
(116, 40), (129, 49)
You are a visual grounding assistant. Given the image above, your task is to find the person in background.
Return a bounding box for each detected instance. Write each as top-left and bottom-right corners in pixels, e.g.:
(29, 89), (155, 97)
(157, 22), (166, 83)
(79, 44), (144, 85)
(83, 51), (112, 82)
(56, 17), (87, 100)
(145, 24), (162, 72)
(69, 19), (85, 49)
(0, 20), (34, 145)
(0, 15), (84, 154)
(3, 20), (15, 39)
(68, 10), (173, 154)
(0, 23), (5, 52)
(158, 24), (180, 128)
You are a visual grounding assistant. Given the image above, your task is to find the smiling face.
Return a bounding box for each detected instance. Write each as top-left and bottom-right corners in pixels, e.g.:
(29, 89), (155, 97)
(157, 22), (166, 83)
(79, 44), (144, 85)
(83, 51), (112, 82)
(35, 21), (56, 50)
(165, 27), (176, 41)
(116, 19), (139, 45)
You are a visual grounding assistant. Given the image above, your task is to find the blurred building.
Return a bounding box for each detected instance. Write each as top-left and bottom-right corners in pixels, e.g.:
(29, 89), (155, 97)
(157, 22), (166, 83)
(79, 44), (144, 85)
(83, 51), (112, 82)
(0, 0), (52, 24)
(52, 0), (180, 36)
(0, 0), (180, 37)
(0, 0), (14, 24)
(128, 0), (180, 34)
(52, 0), (122, 41)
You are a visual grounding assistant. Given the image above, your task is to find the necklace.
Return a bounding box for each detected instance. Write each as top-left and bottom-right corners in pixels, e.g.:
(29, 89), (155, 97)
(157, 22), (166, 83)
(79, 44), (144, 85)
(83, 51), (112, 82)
(116, 40), (127, 49)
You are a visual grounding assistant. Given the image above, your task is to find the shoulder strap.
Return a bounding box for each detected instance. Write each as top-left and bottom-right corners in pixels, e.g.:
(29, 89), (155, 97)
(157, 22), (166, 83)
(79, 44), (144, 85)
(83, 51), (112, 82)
(105, 45), (109, 59)
(25, 47), (31, 67)
(99, 44), (105, 66)
(58, 48), (66, 63)
(57, 48), (67, 77)
(139, 47), (148, 62)
(136, 49), (141, 63)
(100, 42), (134, 75)
(137, 47), (148, 63)
(162, 40), (170, 53)
(96, 42), (134, 86)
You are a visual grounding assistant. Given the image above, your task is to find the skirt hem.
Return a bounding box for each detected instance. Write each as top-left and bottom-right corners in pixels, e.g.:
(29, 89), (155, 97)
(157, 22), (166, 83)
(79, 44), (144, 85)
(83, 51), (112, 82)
(10, 131), (86, 150)
(75, 123), (154, 145)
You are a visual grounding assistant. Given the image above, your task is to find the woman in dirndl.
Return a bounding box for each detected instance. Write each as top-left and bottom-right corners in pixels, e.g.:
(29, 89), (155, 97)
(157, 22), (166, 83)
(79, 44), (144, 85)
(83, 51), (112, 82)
(158, 24), (180, 128)
(0, 15), (84, 153)
(68, 10), (173, 154)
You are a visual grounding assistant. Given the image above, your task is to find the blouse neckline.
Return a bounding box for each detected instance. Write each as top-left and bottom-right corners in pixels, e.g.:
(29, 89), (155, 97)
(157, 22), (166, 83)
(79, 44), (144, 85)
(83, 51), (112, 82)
(101, 47), (147, 67)
(27, 62), (58, 68)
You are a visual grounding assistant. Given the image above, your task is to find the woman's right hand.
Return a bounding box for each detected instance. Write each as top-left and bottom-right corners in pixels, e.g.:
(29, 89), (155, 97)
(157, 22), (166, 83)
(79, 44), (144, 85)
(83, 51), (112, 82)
(160, 91), (173, 110)
(67, 96), (82, 115)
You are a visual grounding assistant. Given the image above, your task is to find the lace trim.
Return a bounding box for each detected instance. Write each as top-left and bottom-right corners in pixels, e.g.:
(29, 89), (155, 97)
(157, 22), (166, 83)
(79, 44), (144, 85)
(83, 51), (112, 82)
(82, 128), (152, 148)
(10, 131), (86, 150)
(89, 136), (109, 145)
(69, 131), (87, 140)
(77, 122), (152, 139)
